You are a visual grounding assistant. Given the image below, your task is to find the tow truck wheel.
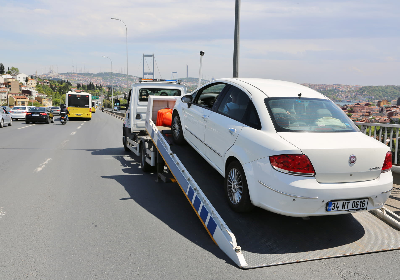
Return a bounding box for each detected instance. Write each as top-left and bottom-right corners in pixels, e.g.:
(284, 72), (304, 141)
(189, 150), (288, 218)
(225, 161), (254, 212)
(171, 114), (185, 144)
(123, 136), (129, 152)
(141, 142), (152, 172)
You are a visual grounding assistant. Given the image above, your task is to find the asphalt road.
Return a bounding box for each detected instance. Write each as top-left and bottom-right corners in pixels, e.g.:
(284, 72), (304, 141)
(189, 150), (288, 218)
(1, 112), (400, 279)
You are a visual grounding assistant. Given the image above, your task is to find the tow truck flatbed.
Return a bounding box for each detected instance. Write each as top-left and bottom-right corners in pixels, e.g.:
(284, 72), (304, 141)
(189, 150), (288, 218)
(170, 142), (400, 268)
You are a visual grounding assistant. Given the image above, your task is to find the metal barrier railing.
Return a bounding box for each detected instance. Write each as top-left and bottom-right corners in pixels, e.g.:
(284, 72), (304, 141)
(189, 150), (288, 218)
(355, 122), (400, 165)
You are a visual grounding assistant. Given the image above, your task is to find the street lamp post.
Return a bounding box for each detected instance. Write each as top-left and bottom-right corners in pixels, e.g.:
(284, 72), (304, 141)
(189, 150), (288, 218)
(103, 56), (113, 111)
(111, 17), (129, 96)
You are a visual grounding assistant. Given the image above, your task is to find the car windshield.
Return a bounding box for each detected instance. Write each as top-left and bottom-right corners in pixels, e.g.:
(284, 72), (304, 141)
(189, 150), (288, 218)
(13, 107), (26, 110)
(51, 107), (59, 109)
(265, 97), (358, 132)
(29, 107), (46, 112)
(139, 88), (181, 102)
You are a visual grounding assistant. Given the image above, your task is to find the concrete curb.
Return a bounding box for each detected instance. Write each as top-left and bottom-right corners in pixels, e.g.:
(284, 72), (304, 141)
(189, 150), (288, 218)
(104, 110), (125, 121)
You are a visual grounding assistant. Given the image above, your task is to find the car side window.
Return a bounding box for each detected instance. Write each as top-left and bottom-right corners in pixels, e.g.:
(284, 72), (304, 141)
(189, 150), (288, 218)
(193, 83), (228, 110)
(217, 86), (250, 122)
(243, 101), (262, 130)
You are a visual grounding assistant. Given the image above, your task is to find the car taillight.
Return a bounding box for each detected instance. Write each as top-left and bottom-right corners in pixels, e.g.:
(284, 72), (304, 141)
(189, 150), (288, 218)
(40, 113), (47, 115)
(382, 152), (392, 173)
(269, 154), (315, 176)
(26, 112), (31, 115)
(90, 108), (92, 112)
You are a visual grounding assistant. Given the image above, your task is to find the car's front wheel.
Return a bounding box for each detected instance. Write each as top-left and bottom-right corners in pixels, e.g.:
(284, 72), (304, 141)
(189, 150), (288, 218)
(225, 161), (254, 212)
(0, 119), (3, 128)
(171, 114), (185, 144)
(8, 119), (12, 126)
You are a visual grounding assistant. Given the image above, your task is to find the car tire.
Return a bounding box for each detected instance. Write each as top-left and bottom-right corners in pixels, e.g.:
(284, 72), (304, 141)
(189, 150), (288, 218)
(46, 118), (50, 124)
(26, 121), (29, 124)
(141, 142), (153, 173)
(8, 119), (12, 126)
(51, 118), (54, 123)
(0, 119), (3, 128)
(225, 161), (254, 213)
(171, 113), (185, 145)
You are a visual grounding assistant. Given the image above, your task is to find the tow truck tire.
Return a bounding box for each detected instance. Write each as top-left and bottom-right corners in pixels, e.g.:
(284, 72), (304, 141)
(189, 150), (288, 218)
(225, 161), (254, 213)
(171, 114), (185, 145)
(141, 142), (153, 173)
(123, 136), (129, 152)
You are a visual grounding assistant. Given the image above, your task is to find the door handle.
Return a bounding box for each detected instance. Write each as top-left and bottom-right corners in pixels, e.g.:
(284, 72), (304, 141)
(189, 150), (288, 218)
(229, 128), (236, 134)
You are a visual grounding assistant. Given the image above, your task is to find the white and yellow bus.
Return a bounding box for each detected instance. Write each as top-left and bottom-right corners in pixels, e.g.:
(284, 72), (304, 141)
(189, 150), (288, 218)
(66, 91), (92, 120)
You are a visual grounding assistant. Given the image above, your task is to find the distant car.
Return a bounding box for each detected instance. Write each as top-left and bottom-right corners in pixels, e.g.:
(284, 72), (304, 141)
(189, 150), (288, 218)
(9, 106), (31, 120)
(0, 107), (12, 128)
(25, 107), (54, 124)
(50, 106), (61, 115)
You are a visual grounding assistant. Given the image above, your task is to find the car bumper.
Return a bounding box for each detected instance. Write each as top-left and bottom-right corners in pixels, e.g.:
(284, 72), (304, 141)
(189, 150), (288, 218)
(26, 116), (49, 122)
(11, 113), (26, 119)
(244, 158), (393, 217)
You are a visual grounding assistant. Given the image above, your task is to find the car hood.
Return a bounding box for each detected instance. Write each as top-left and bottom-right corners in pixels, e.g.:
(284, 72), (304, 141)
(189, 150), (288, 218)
(277, 132), (390, 183)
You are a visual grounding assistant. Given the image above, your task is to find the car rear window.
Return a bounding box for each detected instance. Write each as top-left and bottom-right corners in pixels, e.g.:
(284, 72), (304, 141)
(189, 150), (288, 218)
(265, 97), (358, 132)
(138, 88), (182, 102)
(13, 107), (26, 110)
(29, 107), (46, 112)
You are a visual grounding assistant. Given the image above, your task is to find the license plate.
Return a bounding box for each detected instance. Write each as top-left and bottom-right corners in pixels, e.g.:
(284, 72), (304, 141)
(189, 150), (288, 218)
(32, 114), (39, 116)
(76, 114), (82, 116)
(326, 199), (368, 212)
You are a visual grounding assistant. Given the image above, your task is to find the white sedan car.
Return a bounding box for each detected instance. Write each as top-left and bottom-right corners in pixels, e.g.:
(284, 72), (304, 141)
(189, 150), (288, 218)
(171, 78), (392, 217)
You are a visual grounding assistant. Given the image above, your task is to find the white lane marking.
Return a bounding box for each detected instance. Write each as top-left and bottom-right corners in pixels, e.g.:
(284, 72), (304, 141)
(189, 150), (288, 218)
(0, 207), (5, 219)
(17, 124), (35, 130)
(34, 158), (52, 173)
(81, 123), (85, 125)
(71, 132), (76, 135)
(77, 126), (81, 129)
(61, 140), (69, 147)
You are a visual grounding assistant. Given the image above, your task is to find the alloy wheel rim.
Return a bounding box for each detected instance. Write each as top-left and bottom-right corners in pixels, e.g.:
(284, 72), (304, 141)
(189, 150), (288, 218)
(227, 168), (243, 205)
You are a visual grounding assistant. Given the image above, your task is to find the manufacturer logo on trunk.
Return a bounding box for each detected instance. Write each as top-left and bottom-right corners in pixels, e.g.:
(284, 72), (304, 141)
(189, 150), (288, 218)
(349, 155), (357, 166)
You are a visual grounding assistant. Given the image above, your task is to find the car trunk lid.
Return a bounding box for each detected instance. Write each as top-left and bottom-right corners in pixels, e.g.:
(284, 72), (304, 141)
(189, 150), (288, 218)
(277, 132), (389, 183)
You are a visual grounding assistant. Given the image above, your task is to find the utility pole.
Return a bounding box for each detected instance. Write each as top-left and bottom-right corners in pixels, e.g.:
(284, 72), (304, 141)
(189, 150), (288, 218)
(198, 51), (204, 88)
(233, 0), (240, 78)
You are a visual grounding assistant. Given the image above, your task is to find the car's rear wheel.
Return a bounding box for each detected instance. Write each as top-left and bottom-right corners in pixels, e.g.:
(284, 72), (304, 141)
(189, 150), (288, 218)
(46, 117), (50, 124)
(225, 161), (254, 212)
(0, 119), (3, 128)
(171, 114), (185, 145)
(8, 119), (12, 126)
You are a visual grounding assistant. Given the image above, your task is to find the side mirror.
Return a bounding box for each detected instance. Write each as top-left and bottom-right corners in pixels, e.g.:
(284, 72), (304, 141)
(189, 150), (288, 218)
(181, 95), (192, 104)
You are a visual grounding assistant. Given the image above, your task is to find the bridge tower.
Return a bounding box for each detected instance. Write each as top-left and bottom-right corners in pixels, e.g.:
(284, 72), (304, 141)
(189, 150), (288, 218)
(143, 54), (155, 79)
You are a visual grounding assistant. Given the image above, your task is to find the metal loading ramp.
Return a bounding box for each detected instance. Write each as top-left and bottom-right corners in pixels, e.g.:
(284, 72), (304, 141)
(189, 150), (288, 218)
(167, 141), (400, 269)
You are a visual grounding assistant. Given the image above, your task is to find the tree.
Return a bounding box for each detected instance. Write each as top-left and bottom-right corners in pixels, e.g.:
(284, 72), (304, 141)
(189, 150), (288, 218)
(0, 63), (4, 75)
(9, 67), (19, 76)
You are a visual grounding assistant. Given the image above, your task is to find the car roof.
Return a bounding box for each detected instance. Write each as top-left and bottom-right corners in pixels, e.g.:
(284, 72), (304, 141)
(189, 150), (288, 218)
(216, 78), (326, 99)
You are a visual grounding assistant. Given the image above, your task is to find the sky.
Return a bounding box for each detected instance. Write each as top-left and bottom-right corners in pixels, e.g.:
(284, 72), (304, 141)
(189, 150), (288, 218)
(1, 0), (400, 85)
